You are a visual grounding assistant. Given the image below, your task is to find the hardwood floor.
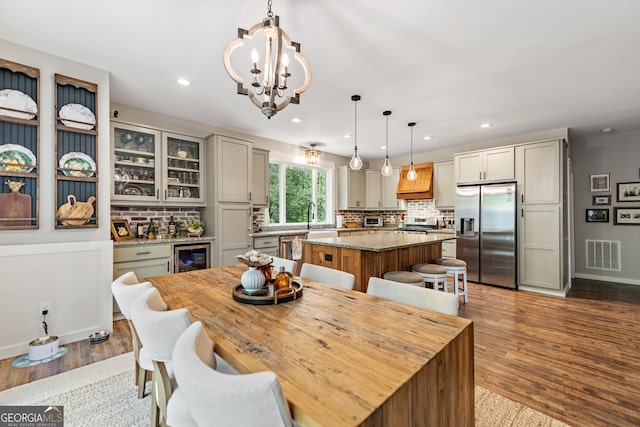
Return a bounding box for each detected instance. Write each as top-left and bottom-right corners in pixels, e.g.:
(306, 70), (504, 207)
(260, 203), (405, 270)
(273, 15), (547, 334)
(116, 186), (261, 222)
(1, 278), (638, 427)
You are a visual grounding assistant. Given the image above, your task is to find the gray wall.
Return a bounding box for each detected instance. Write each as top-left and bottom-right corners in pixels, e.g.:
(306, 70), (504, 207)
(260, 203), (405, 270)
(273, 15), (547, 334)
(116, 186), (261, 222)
(571, 130), (640, 284)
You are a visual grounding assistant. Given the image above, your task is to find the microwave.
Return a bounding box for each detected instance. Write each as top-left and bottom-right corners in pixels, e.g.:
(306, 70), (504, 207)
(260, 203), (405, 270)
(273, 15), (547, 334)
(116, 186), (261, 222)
(364, 216), (384, 227)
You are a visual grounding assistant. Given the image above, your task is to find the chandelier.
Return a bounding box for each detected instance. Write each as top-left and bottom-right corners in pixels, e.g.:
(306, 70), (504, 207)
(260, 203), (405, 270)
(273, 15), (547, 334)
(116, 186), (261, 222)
(305, 144), (321, 165)
(223, 0), (311, 119)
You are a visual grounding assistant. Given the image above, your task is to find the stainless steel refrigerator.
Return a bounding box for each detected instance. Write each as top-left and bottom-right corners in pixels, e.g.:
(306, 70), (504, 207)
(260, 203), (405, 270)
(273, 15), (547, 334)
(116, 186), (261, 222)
(455, 182), (517, 288)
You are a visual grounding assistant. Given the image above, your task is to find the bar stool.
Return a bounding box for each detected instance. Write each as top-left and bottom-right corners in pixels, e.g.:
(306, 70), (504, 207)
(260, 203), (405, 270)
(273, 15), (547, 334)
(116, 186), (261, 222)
(383, 271), (424, 287)
(410, 263), (448, 291)
(434, 258), (468, 303)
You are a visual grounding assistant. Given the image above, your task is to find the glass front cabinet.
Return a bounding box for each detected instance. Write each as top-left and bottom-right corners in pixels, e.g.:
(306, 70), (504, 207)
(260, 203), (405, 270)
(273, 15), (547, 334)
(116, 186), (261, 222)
(111, 122), (204, 205)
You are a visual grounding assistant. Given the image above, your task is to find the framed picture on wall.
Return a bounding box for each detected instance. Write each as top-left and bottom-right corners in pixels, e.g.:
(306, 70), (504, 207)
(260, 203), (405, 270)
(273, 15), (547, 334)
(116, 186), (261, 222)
(110, 219), (134, 241)
(592, 195), (611, 206)
(589, 173), (610, 192)
(616, 182), (640, 202)
(613, 207), (640, 225)
(586, 208), (609, 223)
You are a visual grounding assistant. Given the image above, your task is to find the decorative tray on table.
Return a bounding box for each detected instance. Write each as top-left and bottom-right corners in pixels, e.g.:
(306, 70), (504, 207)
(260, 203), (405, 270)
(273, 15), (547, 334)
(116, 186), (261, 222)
(232, 280), (303, 305)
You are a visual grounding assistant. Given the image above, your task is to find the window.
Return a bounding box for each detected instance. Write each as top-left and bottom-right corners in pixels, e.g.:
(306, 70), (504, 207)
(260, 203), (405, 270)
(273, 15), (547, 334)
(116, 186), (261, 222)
(269, 162), (332, 225)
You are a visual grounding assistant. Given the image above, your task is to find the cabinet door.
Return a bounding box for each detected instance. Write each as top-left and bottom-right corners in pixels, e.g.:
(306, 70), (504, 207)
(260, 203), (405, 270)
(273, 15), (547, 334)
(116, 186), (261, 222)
(217, 204), (251, 266)
(113, 257), (171, 281)
(216, 136), (250, 203)
(349, 169), (365, 208)
(112, 122), (162, 203)
(434, 161), (455, 208)
(163, 132), (205, 205)
(381, 167), (400, 209)
(484, 146), (514, 182)
(516, 140), (560, 204)
(454, 152), (483, 184)
(252, 149), (269, 206)
(365, 170), (381, 208)
(518, 204), (561, 289)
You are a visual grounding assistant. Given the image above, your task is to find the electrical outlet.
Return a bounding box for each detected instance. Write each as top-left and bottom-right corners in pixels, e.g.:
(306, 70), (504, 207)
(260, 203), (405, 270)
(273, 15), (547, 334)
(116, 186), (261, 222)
(39, 302), (50, 314)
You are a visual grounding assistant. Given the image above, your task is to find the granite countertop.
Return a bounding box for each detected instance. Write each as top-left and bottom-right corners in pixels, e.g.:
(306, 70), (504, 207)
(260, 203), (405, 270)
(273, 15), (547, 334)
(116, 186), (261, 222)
(303, 233), (456, 252)
(250, 226), (396, 238)
(114, 235), (215, 246)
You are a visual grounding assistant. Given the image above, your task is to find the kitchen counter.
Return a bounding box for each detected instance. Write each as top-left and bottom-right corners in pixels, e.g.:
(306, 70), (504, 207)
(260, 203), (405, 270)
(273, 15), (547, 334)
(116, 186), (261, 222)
(113, 235), (215, 246)
(303, 234), (452, 292)
(249, 226), (395, 238)
(304, 232), (455, 252)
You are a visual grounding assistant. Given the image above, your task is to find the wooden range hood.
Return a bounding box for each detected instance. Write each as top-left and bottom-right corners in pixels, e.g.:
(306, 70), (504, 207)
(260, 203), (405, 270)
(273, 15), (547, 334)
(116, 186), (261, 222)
(396, 162), (433, 199)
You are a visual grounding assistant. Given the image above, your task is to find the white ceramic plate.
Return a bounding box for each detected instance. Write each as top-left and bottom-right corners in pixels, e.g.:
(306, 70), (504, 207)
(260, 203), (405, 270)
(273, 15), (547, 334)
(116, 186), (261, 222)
(59, 152), (96, 177)
(0, 89), (37, 120)
(59, 103), (96, 130)
(0, 144), (37, 172)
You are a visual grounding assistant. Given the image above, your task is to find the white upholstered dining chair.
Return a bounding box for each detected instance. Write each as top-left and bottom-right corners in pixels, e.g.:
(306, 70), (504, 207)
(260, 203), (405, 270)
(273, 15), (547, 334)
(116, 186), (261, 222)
(130, 287), (192, 427)
(270, 256), (297, 274)
(111, 271), (154, 399)
(299, 263), (355, 290)
(366, 277), (459, 316)
(169, 321), (297, 427)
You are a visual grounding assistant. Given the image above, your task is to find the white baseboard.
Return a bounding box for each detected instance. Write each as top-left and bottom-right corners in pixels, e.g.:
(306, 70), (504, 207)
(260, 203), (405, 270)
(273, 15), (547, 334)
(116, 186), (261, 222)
(518, 285), (571, 297)
(575, 273), (640, 286)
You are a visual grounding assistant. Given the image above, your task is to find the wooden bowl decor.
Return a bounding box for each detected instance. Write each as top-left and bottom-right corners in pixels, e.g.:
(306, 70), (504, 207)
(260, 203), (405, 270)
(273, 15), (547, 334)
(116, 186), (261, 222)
(56, 194), (96, 226)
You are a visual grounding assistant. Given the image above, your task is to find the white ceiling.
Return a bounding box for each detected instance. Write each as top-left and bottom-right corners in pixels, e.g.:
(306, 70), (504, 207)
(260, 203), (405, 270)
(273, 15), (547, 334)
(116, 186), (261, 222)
(3, 0), (640, 161)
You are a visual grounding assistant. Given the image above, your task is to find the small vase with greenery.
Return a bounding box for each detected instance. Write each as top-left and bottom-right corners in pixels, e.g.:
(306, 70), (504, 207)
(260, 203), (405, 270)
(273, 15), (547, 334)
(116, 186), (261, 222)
(186, 217), (204, 237)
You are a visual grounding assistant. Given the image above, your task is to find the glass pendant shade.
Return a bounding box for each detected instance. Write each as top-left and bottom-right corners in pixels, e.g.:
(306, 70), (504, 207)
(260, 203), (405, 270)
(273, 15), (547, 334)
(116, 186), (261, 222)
(305, 144), (321, 165)
(381, 157), (393, 176)
(349, 149), (363, 170)
(407, 163), (418, 181)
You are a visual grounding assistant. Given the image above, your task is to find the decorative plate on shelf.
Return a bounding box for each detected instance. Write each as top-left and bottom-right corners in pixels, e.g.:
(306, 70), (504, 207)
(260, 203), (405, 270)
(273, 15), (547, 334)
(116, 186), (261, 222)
(59, 103), (96, 130)
(59, 152), (96, 177)
(0, 89), (37, 120)
(0, 144), (36, 173)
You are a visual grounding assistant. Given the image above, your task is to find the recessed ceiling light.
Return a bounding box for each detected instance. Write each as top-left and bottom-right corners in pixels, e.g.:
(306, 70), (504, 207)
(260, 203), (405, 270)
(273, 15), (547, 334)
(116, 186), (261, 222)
(291, 117), (302, 123)
(423, 135), (432, 141)
(344, 134), (352, 139)
(480, 123), (492, 128)
(176, 78), (191, 86)
(380, 146), (386, 150)
(601, 127), (614, 133)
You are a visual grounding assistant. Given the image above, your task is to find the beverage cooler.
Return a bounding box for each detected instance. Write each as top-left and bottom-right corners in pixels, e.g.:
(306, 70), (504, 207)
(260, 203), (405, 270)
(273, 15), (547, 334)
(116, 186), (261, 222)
(174, 243), (211, 273)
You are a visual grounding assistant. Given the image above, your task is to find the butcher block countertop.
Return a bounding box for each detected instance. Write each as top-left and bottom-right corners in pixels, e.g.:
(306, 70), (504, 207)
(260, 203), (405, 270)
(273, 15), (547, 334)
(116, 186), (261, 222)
(303, 232), (455, 252)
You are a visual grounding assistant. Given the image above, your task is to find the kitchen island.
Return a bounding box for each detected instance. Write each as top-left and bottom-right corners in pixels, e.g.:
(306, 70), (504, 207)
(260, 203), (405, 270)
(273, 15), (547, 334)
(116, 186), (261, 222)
(302, 233), (456, 292)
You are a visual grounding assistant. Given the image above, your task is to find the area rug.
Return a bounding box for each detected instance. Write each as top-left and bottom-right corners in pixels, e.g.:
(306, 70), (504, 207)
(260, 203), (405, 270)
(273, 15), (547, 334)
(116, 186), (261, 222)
(0, 352), (570, 426)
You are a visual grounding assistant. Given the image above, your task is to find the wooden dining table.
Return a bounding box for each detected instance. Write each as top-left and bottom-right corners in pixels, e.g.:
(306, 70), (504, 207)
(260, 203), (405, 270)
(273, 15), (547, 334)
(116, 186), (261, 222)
(148, 265), (474, 427)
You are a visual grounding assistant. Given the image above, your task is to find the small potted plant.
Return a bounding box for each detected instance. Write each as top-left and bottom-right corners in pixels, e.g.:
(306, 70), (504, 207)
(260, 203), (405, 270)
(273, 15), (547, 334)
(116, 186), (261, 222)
(186, 217), (204, 237)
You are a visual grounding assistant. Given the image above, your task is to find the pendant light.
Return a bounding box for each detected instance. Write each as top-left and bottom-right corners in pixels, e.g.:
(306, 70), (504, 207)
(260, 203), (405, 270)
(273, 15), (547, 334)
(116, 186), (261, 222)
(349, 95), (363, 170)
(381, 110), (393, 176)
(407, 122), (418, 181)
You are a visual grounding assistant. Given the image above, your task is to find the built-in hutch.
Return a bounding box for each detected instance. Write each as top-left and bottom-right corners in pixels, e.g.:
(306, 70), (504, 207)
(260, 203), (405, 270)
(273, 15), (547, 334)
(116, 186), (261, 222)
(0, 59), (40, 230)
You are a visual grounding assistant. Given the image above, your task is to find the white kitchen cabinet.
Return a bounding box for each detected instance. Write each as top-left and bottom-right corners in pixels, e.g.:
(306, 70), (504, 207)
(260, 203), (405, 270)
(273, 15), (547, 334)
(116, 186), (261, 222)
(253, 235), (279, 256)
(217, 204), (251, 266)
(111, 122), (205, 206)
(381, 167), (401, 209)
(337, 166), (365, 209)
(252, 149), (270, 207)
(442, 239), (457, 259)
(365, 170), (382, 208)
(216, 135), (251, 203)
(516, 140), (561, 204)
(516, 139), (567, 291)
(364, 168), (401, 209)
(454, 146), (514, 184)
(434, 161), (455, 209)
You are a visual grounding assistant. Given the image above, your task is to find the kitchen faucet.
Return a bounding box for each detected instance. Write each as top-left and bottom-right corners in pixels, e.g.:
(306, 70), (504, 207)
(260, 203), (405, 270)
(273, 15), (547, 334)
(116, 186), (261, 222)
(307, 201), (316, 230)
